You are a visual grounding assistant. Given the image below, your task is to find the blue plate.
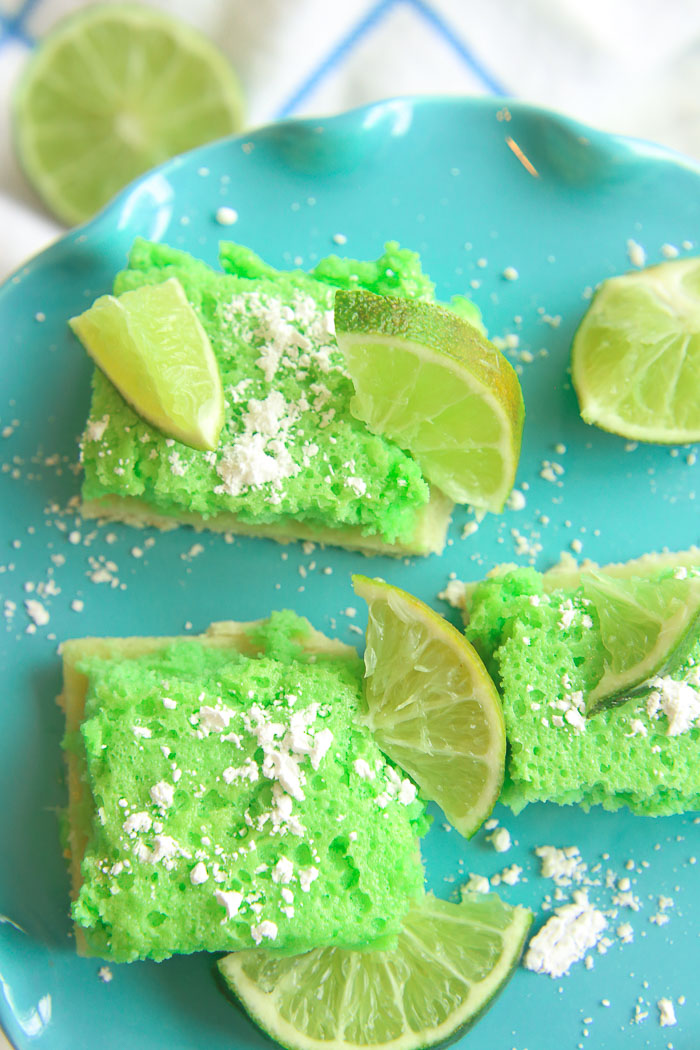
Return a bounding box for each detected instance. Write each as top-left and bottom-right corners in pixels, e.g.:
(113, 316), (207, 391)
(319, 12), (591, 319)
(1, 97), (698, 1050)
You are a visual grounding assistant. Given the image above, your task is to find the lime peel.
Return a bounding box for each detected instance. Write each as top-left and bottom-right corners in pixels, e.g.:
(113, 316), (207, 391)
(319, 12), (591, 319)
(13, 3), (244, 225)
(218, 892), (532, 1050)
(70, 277), (225, 451)
(352, 574), (506, 837)
(584, 568), (700, 715)
(571, 258), (700, 444)
(334, 289), (524, 513)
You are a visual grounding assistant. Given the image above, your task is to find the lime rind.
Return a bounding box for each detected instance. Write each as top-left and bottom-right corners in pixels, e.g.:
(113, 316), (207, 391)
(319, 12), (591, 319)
(218, 893), (532, 1050)
(69, 277), (225, 451)
(334, 290), (524, 513)
(571, 258), (700, 444)
(583, 569), (700, 715)
(352, 575), (506, 838)
(13, 3), (244, 225)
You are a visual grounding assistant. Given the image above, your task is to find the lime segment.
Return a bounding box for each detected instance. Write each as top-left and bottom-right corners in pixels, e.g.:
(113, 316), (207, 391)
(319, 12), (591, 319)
(13, 4), (244, 225)
(334, 290), (524, 513)
(352, 575), (506, 837)
(571, 258), (700, 443)
(70, 277), (225, 451)
(218, 892), (532, 1050)
(583, 568), (700, 714)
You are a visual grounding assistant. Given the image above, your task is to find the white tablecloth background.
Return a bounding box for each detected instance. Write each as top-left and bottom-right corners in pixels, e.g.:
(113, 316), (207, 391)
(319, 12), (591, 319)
(1, 1), (700, 1046)
(2, 0), (700, 282)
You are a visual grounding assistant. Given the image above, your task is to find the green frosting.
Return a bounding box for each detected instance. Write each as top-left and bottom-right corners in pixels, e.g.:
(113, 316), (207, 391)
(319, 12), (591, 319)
(69, 612), (428, 962)
(79, 238), (445, 544)
(465, 567), (700, 815)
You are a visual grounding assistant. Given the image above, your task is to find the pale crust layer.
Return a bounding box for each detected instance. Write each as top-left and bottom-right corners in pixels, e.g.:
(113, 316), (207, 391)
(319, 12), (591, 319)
(80, 485), (454, 557)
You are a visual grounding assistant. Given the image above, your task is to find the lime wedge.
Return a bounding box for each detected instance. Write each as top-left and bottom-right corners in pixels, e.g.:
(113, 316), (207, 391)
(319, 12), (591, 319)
(70, 277), (224, 451)
(571, 258), (700, 443)
(218, 892), (532, 1050)
(583, 569), (700, 715)
(352, 575), (505, 837)
(13, 4), (244, 225)
(334, 290), (524, 513)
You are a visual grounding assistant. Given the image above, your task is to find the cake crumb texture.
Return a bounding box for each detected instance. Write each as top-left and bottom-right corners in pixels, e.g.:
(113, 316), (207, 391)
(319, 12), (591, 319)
(66, 611), (427, 962)
(465, 565), (700, 814)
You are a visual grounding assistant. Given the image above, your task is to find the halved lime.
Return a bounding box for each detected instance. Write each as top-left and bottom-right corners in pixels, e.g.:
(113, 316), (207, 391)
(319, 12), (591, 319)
(334, 290), (524, 513)
(571, 258), (700, 443)
(218, 892), (532, 1050)
(583, 568), (700, 714)
(352, 575), (505, 837)
(13, 4), (244, 225)
(69, 277), (225, 451)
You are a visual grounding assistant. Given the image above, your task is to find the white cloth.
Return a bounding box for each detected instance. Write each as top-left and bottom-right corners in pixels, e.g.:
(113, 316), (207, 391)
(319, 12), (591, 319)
(2, 0), (700, 280)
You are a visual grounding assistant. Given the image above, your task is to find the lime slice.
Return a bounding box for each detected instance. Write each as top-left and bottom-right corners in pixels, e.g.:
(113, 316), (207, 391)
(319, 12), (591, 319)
(583, 568), (700, 715)
(571, 258), (700, 443)
(352, 575), (505, 837)
(334, 290), (524, 513)
(13, 4), (244, 225)
(218, 892), (532, 1050)
(69, 277), (224, 451)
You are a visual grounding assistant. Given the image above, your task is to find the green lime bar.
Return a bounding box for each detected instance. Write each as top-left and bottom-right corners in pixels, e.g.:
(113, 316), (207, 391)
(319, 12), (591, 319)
(60, 612), (427, 963)
(78, 238), (465, 555)
(464, 553), (700, 815)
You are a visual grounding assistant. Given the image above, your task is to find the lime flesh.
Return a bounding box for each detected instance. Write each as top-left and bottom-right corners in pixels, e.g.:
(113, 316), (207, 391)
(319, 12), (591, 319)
(218, 892), (532, 1050)
(352, 575), (506, 837)
(571, 258), (700, 443)
(583, 568), (700, 714)
(334, 290), (524, 513)
(70, 277), (225, 451)
(13, 4), (244, 225)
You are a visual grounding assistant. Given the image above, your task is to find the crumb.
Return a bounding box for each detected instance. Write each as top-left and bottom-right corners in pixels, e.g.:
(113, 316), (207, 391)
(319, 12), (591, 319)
(627, 239), (646, 268)
(487, 827), (511, 853)
(657, 998), (677, 1027)
(215, 206), (238, 226)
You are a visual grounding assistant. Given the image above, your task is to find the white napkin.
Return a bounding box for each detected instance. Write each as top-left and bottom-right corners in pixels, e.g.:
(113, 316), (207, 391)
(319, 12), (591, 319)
(2, 0), (700, 279)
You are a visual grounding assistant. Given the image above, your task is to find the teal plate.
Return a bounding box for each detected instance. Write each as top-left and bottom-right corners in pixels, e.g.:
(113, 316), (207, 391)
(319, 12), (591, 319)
(1, 97), (698, 1049)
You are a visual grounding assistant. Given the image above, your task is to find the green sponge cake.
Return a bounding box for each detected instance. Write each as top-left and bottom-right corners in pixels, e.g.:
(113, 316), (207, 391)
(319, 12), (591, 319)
(464, 552), (700, 815)
(77, 238), (459, 555)
(60, 612), (428, 963)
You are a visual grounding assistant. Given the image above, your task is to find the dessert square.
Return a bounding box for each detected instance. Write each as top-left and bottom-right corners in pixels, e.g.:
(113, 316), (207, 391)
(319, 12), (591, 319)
(60, 612), (427, 962)
(78, 239), (454, 555)
(464, 553), (700, 814)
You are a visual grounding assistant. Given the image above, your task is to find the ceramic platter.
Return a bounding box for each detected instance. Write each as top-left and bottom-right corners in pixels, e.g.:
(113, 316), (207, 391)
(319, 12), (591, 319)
(0, 97), (698, 1049)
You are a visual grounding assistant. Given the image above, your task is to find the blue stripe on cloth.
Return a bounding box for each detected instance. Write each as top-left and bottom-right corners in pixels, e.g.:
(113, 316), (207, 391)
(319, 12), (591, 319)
(406, 0), (510, 95)
(275, 0), (399, 118)
(0, 0), (39, 51)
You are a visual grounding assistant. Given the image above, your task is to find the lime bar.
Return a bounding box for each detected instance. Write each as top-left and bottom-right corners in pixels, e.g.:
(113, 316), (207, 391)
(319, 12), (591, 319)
(60, 612), (428, 963)
(77, 239), (465, 555)
(463, 550), (700, 815)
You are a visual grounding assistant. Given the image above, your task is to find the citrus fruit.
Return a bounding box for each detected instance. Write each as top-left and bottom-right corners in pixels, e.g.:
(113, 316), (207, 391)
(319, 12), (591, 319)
(334, 290), (524, 513)
(583, 568), (700, 714)
(352, 575), (505, 837)
(218, 892), (532, 1050)
(571, 258), (700, 443)
(69, 277), (225, 451)
(13, 4), (244, 226)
